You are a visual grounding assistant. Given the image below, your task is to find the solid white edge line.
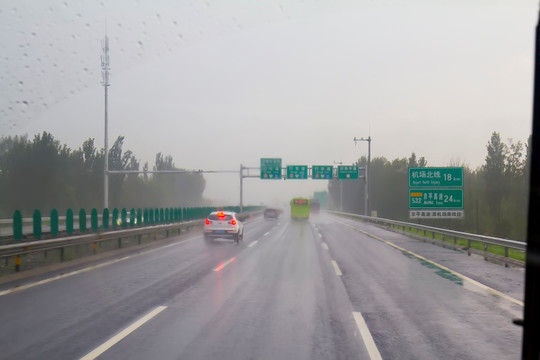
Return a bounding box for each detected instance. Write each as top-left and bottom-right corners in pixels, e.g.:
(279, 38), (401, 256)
(334, 218), (524, 307)
(264, 232), (270, 236)
(248, 240), (259, 248)
(331, 260), (343, 276)
(353, 311), (383, 360)
(322, 242), (329, 250)
(79, 306), (167, 360)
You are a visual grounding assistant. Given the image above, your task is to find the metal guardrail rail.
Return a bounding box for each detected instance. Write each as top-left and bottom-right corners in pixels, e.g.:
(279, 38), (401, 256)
(0, 220), (202, 258)
(330, 211), (526, 265)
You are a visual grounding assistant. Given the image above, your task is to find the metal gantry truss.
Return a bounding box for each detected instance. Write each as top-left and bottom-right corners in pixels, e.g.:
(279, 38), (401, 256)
(107, 164), (366, 213)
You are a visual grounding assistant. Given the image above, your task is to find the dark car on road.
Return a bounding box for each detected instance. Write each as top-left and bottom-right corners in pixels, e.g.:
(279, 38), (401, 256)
(264, 208), (279, 220)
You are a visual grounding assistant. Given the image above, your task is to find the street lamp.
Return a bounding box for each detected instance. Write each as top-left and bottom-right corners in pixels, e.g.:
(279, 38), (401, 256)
(354, 136), (371, 216)
(333, 161), (343, 211)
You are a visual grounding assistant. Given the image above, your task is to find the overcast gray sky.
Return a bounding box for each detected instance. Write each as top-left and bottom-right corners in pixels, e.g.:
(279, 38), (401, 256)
(0, 0), (537, 206)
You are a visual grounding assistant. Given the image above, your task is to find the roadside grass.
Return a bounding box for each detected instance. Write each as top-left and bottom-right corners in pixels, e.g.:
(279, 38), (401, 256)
(340, 215), (525, 263)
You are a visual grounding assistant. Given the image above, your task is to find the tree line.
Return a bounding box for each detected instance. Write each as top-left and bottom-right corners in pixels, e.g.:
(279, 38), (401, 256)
(328, 132), (530, 241)
(0, 132), (206, 218)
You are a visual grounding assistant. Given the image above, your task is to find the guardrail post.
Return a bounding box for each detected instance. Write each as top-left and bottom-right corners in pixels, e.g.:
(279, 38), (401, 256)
(60, 247), (65, 262)
(467, 239), (471, 255)
(79, 209), (87, 233)
(504, 247), (509, 267)
(51, 209), (59, 237)
(118, 237), (122, 248)
(14, 255), (21, 272)
(66, 209), (74, 235)
(33, 209), (42, 239)
(13, 210), (23, 241)
(484, 243), (488, 261)
(93, 242), (98, 254)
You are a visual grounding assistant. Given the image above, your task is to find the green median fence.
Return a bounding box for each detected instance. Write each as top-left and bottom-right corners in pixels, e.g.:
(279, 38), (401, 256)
(51, 209), (59, 237)
(13, 210), (22, 241)
(79, 209), (87, 233)
(8, 206), (263, 240)
(33, 210), (42, 239)
(66, 209), (74, 235)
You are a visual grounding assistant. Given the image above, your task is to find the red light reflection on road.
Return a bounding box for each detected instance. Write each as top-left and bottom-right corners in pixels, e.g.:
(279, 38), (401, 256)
(214, 257), (236, 272)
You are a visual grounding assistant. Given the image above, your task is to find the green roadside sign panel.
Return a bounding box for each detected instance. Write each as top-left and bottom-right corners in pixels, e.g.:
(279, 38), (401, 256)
(409, 189), (463, 209)
(260, 158), (282, 179)
(409, 167), (463, 187)
(286, 165), (308, 179)
(312, 165), (333, 180)
(337, 165), (358, 180)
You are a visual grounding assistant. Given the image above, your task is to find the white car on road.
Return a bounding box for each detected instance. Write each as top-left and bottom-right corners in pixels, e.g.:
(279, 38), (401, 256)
(203, 211), (244, 243)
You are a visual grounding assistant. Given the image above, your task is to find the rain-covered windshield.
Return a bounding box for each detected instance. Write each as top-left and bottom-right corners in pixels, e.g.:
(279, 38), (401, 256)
(0, 1), (537, 359)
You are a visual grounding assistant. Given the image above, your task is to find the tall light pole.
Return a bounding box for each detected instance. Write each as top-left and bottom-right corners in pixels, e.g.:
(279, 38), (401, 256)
(101, 36), (110, 209)
(354, 136), (371, 216)
(333, 161), (343, 211)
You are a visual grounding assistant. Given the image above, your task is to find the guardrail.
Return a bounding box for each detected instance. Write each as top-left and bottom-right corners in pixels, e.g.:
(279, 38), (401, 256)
(329, 211), (526, 267)
(1, 206), (261, 241)
(0, 209), (262, 274)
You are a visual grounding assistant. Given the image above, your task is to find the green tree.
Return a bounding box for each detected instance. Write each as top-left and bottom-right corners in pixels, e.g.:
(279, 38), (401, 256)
(481, 132), (507, 234)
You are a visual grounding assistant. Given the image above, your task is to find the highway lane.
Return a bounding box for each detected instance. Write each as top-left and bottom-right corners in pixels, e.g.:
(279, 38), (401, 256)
(312, 214), (523, 359)
(98, 217), (366, 360)
(0, 217), (278, 359)
(0, 213), (524, 359)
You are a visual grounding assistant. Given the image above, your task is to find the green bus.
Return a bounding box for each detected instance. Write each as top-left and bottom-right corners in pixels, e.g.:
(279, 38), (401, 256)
(290, 197), (310, 220)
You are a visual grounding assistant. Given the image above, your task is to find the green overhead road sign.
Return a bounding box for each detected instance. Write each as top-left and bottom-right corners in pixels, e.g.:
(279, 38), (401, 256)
(409, 167), (463, 187)
(260, 158), (282, 179)
(286, 165), (308, 179)
(409, 189), (463, 209)
(337, 165), (358, 180)
(312, 165), (333, 180)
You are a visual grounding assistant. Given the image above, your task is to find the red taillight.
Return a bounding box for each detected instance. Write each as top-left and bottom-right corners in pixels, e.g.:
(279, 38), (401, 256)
(229, 220), (237, 225)
(205, 218), (210, 225)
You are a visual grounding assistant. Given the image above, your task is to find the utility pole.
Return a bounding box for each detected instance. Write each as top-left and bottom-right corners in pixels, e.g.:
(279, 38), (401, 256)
(354, 136), (371, 216)
(101, 36), (110, 209)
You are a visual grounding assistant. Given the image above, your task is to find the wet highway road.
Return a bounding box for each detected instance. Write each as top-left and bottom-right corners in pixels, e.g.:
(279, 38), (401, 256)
(0, 214), (523, 359)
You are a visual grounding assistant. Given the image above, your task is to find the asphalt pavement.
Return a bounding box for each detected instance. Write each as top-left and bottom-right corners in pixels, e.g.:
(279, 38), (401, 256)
(0, 214), (523, 359)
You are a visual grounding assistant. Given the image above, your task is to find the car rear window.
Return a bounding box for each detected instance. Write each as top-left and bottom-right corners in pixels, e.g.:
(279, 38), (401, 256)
(209, 214), (233, 221)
